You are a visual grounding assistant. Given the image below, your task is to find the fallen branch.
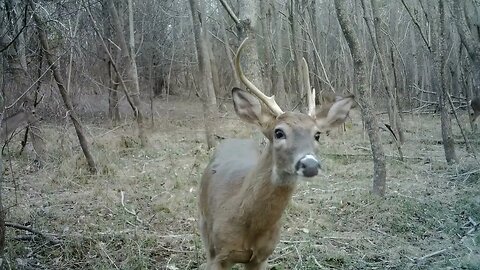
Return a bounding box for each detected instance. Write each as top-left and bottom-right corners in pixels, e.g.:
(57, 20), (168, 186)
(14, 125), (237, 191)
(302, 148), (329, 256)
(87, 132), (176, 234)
(415, 248), (448, 262)
(6, 222), (61, 244)
(462, 217), (479, 235)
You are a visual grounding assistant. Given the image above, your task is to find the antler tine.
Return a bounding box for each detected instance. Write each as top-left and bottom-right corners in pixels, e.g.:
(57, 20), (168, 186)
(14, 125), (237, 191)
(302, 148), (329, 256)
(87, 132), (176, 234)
(235, 38), (283, 116)
(302, 58), (316, 118)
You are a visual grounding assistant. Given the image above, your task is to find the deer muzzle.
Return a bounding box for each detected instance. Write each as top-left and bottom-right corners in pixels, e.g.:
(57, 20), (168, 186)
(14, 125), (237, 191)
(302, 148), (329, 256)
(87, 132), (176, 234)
(295, 154), (321, 177)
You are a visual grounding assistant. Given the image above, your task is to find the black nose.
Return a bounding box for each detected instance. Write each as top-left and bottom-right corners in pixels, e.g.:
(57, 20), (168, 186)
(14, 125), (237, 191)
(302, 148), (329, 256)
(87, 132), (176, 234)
(295, 156), (321, 177)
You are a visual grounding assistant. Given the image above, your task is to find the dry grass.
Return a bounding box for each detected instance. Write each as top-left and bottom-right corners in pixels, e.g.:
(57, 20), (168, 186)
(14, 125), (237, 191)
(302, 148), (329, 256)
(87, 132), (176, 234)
(3, 97), (480, 269)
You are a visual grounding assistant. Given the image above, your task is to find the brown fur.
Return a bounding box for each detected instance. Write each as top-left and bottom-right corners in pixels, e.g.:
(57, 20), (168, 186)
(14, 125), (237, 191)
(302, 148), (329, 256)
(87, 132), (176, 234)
(470, 97), (480, 125)
(198, 88), (355, 269)
(0, 109), (37, 142)
(316, 94), (355, 130)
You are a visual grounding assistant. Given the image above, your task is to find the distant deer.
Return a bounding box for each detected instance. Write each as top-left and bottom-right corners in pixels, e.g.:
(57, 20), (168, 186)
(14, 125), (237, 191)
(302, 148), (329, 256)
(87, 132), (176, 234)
(469, 97), (480, 126)
(0, 108), (38, 143)
(198, 39), (355, 270)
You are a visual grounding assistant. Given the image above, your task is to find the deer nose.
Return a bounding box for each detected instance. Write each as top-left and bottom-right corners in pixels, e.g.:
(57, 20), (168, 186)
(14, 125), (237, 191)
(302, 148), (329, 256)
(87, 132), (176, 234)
(295, 155), (321, 177)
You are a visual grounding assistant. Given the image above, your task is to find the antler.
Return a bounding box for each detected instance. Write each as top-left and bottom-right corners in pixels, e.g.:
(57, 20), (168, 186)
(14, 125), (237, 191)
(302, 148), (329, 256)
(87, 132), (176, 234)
(302, 58), (316, 118)
(235, 38), (284, 116)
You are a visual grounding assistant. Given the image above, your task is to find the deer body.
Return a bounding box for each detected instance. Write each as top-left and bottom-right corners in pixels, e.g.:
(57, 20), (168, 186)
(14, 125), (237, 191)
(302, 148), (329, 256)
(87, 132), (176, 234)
(200, 139), (292, 266)
(200, 114), (317, 268)
(470, 97), (480, 125)
(199, 39), (355, 269)
(0, 109), (37, 142)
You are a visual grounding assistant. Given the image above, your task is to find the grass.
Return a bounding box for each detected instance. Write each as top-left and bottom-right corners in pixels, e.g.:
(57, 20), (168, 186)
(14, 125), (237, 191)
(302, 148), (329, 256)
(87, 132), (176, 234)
(2, 97), (480, 269)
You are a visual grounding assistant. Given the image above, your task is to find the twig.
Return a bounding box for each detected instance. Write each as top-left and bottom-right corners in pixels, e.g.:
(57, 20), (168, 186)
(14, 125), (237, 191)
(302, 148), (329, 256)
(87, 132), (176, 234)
(310, 255), (327, 269)
(158, 245), (194, 253)
(120, 191), (143, 223)
(416, 248), (448, 261)
(400, 0), (431, 52)
(5, 222), (61, 244)
(371, 227), (389, 236)
(218, 0), (240, 25)
(463, 217), (479, 235)
(98, 242), (120, 270)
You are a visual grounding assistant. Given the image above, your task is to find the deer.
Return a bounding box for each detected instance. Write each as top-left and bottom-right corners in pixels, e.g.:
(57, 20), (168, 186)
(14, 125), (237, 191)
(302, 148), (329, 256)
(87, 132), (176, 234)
(469, 96), (480, 126)
(0, 107), (39, 143)
(198, 38), (355, 270)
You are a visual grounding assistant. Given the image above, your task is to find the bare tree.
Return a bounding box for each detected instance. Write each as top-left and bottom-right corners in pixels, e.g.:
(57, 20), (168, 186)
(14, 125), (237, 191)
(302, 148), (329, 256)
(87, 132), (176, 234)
(451, 0), (480, 130)
(335, 0), (387, 196)
(288, 0), (305, 106)
(3, 0), (45, 164)
(220, 0), (266, 97)
(362, 0), (405, 145)
(101, 0), (120, 124)
(189, 0), (218, 149)
(106, 0), (148, 146)
(435, 0), (457, 164)
(0, 115), (4, 259)
(30, 1), (97, 173)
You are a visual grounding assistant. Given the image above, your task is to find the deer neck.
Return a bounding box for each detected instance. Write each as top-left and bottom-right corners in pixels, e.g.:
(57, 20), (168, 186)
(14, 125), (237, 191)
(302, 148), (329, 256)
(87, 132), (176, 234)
(237, 142), (297, 228)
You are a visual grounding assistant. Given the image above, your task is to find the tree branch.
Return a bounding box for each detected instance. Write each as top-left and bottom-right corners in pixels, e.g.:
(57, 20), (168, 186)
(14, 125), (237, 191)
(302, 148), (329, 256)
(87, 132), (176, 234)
(218, 0), (240, 25)
(6, 222), (61, 244)
(400, 0), (431, 52)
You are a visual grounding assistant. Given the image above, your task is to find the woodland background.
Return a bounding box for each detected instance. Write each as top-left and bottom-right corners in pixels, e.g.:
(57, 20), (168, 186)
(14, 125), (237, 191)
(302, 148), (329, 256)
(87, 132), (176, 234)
(0, 0), (479, 269)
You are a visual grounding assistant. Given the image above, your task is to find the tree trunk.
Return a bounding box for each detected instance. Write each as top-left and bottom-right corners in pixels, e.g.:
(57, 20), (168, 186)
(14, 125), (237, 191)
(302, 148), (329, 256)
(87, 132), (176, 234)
(259, 0), (272, 94)
(237, 0), (266, 94)
(108, 60), (121, 124)
(207, 42), (222, 98)
(107, 0), (148, 146)
(335, 0), (387, 196)
(127, 0), (148, 146)
(4, 0), (45, 164)
(0, 161), (4, 258)
(260, 0), (287, 106)
(220, 16), (240, 87)
(365, 0), (405, 145)
(31, 3), (97, 173)
(452, 0), (480, 98)
(0, 115), (5, 258)
(436, 0), (457, 164)
(102, 0), (120, 124)
(288, 0), (305, 107)
(189, 0), (217, 149)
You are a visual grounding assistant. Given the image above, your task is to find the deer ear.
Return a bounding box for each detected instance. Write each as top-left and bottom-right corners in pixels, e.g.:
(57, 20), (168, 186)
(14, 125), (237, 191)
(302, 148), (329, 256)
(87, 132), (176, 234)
(316, 95), (355, 130)
(232, 87), (275, 127)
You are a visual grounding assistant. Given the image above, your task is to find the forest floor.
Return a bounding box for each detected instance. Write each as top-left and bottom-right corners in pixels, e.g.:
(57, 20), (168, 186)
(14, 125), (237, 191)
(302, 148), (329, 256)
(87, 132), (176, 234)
(3, 96), (480, 269)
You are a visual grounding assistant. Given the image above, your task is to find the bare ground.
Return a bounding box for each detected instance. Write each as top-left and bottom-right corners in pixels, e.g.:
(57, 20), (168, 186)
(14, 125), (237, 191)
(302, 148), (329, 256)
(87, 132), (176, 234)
(3, 96), (480, 269)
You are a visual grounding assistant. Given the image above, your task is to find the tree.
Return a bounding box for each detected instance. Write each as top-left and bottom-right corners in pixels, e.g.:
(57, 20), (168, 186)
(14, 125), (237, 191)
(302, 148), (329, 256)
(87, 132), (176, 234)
(435, 0), (457, 164)
(189, 0), (218, 149)
(105, 0), (148, 146)
(30, 0), (97, 173)
(3, 0), (45, 164)
(451, 0), (480, 130)
(362, 0), (405, 146)
(335, 0), (387, 196)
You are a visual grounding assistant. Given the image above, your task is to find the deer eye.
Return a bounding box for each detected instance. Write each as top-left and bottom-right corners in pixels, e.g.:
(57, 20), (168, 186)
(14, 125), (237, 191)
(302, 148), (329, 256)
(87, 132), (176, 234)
(314, 132), (321, 141)
(274, 129), (286, 139)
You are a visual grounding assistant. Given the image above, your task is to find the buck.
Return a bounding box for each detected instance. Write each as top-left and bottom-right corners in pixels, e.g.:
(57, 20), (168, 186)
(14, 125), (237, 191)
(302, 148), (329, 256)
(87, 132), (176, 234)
(470, 97), (480, 126)
(198, 38), (355, 270)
